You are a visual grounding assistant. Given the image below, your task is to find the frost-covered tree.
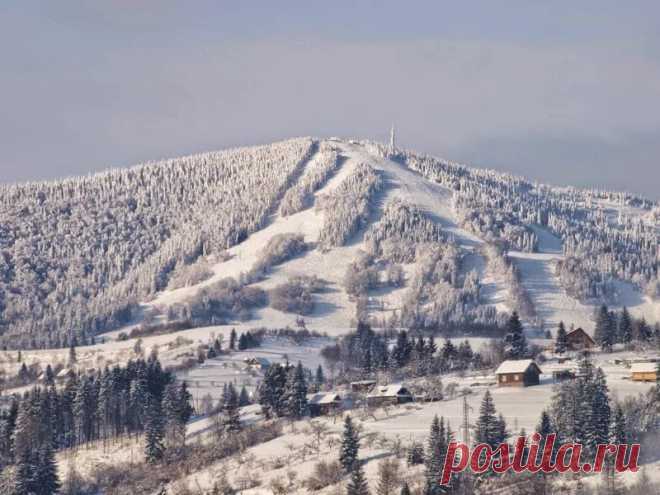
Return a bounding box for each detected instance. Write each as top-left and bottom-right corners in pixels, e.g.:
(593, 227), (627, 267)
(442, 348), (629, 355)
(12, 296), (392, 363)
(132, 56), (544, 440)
(339, 415), (360, 473)
(503, 311), (527, 359)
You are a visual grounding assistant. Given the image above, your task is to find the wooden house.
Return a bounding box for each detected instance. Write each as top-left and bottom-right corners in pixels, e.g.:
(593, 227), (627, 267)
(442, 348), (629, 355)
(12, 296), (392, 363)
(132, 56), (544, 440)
(350, 380), (376, 393)
(307, 393), (342, 416)
(565, 328), (595, 351)
(495, 359), (542, 387)
(366, 384), (413, 407)
(631, 362), (658, 382)
(242, 357), (270, 372)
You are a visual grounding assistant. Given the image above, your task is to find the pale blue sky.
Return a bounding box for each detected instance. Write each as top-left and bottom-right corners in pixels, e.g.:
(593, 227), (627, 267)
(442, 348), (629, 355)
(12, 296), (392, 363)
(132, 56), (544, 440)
(1, 2), (659, 198)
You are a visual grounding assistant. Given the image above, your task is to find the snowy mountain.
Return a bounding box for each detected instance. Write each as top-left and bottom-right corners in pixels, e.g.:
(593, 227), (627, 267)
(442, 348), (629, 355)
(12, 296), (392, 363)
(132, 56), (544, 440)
(0, 137), (657, 348)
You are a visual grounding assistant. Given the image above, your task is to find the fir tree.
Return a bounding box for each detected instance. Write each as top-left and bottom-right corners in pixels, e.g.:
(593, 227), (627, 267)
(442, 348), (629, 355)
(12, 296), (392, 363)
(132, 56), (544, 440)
(595, 305), (614, 351)
(286, 362), (308, 419)
(618, 307), (633, 344)
(504, 311), (527, 359)
(340, 415), (360, 473)
(587, 368), (611, 454)
(144, 397), (165, 463)
(257, 363), (287, 418)
(36, 444), (61, 495)
(229, 328), (237, 350)
(314, 364), (325, 391)
(475, 390), (501, 450)
(347, 461), (370, 495)
(612, 404), (626, 445)
(424, 415), (447, 495)
(13, 449), (37, 495)
(223, 383), (241, 433)
(238, 386), (251, 407)
(555, 321), (568, 354)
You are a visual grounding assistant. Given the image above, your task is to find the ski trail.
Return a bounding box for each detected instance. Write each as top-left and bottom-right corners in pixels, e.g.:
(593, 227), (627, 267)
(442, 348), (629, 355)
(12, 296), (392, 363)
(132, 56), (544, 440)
(508, 226), (593, 333)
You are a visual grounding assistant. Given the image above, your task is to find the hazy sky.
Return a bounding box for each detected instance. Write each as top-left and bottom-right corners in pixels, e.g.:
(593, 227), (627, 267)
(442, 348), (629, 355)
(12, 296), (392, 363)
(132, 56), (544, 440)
(1, 1), (659, 198)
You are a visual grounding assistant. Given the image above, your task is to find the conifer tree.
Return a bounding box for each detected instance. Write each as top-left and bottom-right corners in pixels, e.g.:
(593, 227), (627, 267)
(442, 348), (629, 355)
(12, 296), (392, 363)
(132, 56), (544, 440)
(595, 305), (614, 351)
(340, 415), (360, 473)
(587, 368), (611, 453)
(238, 385), (251, 407)
(144, 397), (165, 463)
(504, 311), (527, 359)
(229, 328), (237, 350)
(286, 362), (308, 419)
(314, 364), (325, 391)
(612, 404), (626, 445)
(223, 383), (241, 433)
(347, 461), (370, 495)
(618, 307), (633, 344)
(555, 321), (568, 354)
(36, 443), (60, 495)
(475, 390), (500, 450)
(257, 363), (287, 418)
(13, 449), (36, 495)
(424, 415), (447, 495)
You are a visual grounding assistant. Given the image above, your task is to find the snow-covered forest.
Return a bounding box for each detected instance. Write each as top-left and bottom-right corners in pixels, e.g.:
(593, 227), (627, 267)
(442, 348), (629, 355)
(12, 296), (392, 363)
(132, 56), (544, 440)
(0, 138), (315, 348)
(367, 141), (658, 303)
(0, 136), (657, 350)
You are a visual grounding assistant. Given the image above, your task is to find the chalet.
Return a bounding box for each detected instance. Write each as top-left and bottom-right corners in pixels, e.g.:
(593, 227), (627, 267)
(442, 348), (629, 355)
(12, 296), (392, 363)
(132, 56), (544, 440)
(307, 393), (342, 416)
(631, 362), (658, 382)
(366, 384), (413, 407)
(350, 380), (376, 393)
(565, 328), (595, 351)
(242, 357), (270, 371)
(495, 359), (542, 387)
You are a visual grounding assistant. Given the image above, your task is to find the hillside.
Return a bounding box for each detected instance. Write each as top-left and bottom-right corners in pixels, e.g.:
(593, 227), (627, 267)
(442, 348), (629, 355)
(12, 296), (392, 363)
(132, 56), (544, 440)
(0, 137), (657, 349)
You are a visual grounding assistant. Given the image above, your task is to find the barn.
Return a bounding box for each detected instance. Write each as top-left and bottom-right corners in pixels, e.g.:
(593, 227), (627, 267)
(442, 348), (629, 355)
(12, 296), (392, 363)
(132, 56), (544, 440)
(631, 362), (658, 382)
(495, 359), (542, 387)
(366, 384), (413, 407)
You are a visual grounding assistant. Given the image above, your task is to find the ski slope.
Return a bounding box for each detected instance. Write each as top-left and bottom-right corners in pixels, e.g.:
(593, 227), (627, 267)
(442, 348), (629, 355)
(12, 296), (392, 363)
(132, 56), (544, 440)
(101, 139), (655, 342)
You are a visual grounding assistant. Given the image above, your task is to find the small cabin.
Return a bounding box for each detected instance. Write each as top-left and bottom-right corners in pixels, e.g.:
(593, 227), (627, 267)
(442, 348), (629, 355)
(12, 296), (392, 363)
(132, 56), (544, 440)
(243, 357), (270, 371)
(631, 362), (658, 382)
(307, 393), (342, 417)
(367, 384), (413, 407)
(552, 368), (576, 383)
(350, 380), (376, 393)
(565, 328), (595, 351)
(495, 360), (542, 387)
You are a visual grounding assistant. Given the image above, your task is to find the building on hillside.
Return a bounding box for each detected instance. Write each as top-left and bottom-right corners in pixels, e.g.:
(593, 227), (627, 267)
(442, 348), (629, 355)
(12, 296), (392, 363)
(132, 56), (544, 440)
(307, 393), (342, 417)
(350, 380), (376, 393)
(631, 362), (658, 382)
(367, 384), (413, 407)
(551, 366), (576, 383)
(242, 357), (270, 371)
(565, 328), (595, 351)
(495, 359), (542, 387)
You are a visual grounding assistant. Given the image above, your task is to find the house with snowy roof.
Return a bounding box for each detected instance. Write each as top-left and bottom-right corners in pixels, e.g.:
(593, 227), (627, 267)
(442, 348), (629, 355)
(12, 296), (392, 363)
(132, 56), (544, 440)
(495, 359), (541, 387)
(565, 328), (595, 351)
(631, 362), (658, 382)
(307, 392), (342, 416)
(366, 384), (413, 407)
